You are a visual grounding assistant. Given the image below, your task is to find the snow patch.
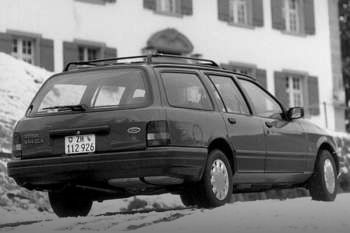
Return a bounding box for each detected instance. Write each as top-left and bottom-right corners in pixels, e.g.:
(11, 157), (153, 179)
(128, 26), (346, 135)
(0, 52), (53, 151)
(2, 195), (350, 233)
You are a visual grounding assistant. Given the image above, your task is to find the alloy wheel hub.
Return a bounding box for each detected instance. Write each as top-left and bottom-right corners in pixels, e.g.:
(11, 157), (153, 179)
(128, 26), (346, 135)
(210, 159), (229, 201)
(324, 159), (335, 194)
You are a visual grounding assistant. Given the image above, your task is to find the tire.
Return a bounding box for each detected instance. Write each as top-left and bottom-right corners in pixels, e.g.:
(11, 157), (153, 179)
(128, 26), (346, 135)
(196, 149), (233, 208)
(180, 192), (197, 207)
(309, 150), (338, 201)
(48, 189), (93, 217)
(340, 179), (350, 192)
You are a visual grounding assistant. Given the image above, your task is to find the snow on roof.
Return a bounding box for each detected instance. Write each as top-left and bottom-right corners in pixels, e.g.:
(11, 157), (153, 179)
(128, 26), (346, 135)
(0, 52), (53, 151)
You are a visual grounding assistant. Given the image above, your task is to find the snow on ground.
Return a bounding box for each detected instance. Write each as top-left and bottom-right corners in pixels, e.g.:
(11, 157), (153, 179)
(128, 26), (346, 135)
(0, 52), (52, 152)
(0, 193), (183, 224)
(1, 194), (350, 233)
(90, 194), (182, 216)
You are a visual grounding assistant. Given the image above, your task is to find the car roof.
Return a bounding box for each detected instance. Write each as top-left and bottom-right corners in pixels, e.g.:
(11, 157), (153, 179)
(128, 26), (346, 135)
(62, 54), (257, 82)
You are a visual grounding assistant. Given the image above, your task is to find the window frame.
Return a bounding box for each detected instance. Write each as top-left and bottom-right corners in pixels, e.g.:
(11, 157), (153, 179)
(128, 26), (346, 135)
(286, 75), (304, 107)
(237, 76), (287, 119)
(11, 36), (36, 65)
(283, 0), (304, 34)
(206, 73), (251, 116)
(159, 70), (215, 112)
(78, 46), (101, 61)
(229, 0), (250, 25)
(155, 0), (181, 16)
(156, 0), (178, 14)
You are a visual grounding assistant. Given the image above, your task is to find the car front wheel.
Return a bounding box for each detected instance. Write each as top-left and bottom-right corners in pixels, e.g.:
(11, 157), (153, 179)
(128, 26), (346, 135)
(48, 189), (93, 217)
(309, 150), (338, 201)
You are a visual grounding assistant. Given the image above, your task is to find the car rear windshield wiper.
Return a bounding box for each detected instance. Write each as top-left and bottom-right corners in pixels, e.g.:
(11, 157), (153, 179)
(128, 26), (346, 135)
(42, 104), (87, 112)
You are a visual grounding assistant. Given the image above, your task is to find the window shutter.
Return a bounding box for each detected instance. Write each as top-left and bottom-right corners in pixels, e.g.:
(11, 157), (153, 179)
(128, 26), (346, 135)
(175, 0), (182, 15)
(103, 47), (117, 58)
(252, 0), (264, 27)
(274, 71), (288, 108)
(0, 32), (11, 54)
(39, 38), (54, 71)
(63, 41), (79, 68)
(218, 0), (230, 22)
(307, 76), (320, 115)
(256, 69), (267, 89)
(143, 0), (156, 10)
(303, 0), (315, 35)
(181, 0), (193, 15)
(271, 0), (285, 30)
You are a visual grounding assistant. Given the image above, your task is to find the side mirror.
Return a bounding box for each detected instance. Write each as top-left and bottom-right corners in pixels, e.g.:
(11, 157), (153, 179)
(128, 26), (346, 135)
(286, 107), (304, 120)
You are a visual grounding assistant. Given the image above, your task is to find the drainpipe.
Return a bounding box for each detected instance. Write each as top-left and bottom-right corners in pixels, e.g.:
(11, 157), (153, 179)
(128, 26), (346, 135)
(323, 101), (328, 129)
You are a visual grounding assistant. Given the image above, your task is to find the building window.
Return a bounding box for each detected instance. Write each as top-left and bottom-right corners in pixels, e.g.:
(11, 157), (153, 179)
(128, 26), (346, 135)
(271, 0), (315, 35)
(275, 71), (319, 116)
(284, 0), (302, 33)
(286, 76), (303, 107)
(11, 38), (35, 64)
(229, 0), (249, 25)
(144, 0), (193, 17)
(218, 0), (264, 27)
(78, 47), (100, 61)
(156, 0), (178, 14)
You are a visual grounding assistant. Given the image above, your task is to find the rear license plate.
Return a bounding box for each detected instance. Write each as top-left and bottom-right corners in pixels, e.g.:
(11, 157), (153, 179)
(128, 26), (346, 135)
(65, 134), (95, 154)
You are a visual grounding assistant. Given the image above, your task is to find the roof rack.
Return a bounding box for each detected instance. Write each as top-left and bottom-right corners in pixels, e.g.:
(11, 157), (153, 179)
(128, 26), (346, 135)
(63, 53), (219, 72)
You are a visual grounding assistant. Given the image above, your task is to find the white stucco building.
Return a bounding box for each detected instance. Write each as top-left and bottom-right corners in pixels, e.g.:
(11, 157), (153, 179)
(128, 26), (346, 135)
(0, 0), (345, 131)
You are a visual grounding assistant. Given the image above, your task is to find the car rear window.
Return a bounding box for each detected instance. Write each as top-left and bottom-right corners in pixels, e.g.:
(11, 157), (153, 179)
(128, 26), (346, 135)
(30, 68), (150, 115)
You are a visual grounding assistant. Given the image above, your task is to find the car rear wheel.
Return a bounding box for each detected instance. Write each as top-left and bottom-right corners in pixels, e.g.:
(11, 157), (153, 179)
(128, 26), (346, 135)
(48, 189), (93, 217)
(340, 179), (350, 192)
(309, 150), (338, 201)
(195, 149), (233, 208)
(180, 192), (197, 207)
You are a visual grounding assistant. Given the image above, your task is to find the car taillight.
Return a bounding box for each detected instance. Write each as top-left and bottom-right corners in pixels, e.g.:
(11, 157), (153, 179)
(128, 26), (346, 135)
(12, 132), (22, 158)
(146, 120), (170, 147)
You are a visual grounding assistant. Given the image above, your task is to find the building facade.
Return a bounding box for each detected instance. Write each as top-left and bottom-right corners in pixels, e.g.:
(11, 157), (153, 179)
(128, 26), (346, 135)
(0, 0), (345, 131)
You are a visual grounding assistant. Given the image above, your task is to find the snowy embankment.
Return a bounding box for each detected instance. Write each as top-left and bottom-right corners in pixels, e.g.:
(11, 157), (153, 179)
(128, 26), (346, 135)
(2, 194), (350, 233)
(0, 53), (53, 214)
(0, 53), (52, 152)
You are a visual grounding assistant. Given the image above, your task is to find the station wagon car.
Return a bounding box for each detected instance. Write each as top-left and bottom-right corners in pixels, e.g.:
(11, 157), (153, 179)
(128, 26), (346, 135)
(8, 54), (339, 217)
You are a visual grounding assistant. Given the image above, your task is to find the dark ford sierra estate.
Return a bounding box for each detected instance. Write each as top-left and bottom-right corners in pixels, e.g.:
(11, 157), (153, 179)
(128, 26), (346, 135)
(8, 54), (339, 217)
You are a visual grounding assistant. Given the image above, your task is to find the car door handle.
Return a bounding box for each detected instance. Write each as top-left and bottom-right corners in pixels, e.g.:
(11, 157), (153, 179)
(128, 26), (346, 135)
(265, 121), (273, 128)
(227, 117), (236, 124)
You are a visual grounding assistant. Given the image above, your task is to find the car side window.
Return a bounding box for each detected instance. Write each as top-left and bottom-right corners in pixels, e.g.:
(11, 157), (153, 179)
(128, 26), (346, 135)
(209, 75), (249, 114)
(239, 79), (283, 118)
(161, 72), (213, 110)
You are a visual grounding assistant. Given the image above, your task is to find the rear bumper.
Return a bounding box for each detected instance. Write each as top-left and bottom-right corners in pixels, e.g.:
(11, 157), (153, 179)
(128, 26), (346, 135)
(8, 147), (207, 189)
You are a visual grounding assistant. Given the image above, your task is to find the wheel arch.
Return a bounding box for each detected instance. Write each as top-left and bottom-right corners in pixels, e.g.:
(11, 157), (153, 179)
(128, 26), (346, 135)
(207, 138), (236, 174)
(317, 142), (339, 174)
